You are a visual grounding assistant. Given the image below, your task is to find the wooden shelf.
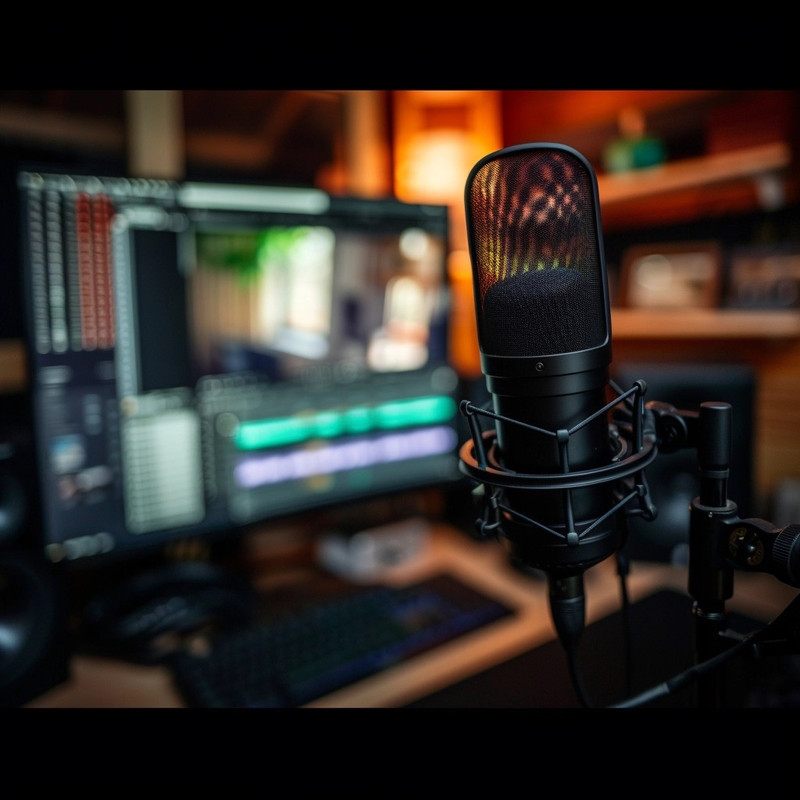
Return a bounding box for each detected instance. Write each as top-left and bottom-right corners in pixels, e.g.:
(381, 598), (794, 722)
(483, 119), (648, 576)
(611, 308), (800, 340)
(597, 142), (792, 206)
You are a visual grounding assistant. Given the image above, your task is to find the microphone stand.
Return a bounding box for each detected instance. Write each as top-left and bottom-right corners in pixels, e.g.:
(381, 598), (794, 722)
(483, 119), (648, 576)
(460, 386), (800, 707)
(650, 399), (800, 708)
(687, 402), (737, 708)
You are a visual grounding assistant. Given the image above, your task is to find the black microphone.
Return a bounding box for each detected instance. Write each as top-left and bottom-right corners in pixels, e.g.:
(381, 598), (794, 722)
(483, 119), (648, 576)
(460, 143), (635, 653)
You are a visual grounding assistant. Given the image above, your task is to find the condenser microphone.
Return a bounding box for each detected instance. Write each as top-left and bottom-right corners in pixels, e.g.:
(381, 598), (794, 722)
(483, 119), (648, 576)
(460, 143), (632, 652)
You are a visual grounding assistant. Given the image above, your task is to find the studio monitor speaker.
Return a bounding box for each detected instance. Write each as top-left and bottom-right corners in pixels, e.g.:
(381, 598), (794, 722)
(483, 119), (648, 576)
(612, 362), (756, 565)
(0, 392), (70, 707)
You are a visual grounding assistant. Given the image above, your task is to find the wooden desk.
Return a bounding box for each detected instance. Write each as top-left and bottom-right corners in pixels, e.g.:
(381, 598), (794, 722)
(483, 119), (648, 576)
(25, 523), (799, 709)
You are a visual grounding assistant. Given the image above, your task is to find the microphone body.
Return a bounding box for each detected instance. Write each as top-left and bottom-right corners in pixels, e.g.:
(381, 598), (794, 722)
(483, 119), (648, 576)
(491, 372), (617, 573)
(463, 143), (618, 578)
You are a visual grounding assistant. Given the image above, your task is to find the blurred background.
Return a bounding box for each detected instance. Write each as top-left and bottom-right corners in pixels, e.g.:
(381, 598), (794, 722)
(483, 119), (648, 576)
(1, 87), (799, 713)
(1, 88), (799, 522)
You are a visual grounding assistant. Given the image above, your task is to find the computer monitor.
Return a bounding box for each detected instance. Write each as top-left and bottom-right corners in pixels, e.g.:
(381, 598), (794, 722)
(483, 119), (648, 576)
(17, 170), (461, 569)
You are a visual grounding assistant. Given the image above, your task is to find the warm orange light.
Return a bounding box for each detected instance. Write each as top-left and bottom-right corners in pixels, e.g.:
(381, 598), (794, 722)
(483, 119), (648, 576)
(392, 91), (502, 235)
(396, 128), (477, 204)
(392, 91), (501, 378)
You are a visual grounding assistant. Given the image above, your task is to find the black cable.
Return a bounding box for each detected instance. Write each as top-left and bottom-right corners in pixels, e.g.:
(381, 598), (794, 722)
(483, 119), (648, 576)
(614, 549), (633, 698)
(564, 639), (593, 708)
(612, 591), (800, 708)
(548, 568), (594, 708)
(555, 529), (635, 708)
(610, 628), (755, 708)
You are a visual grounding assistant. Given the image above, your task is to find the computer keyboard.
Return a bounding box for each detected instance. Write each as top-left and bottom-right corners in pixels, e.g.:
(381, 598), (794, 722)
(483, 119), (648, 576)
(168, 573), (514, 708)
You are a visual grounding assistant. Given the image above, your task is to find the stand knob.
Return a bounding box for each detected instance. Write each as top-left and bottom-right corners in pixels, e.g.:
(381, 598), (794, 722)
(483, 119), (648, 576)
(772, 523), (800, 587)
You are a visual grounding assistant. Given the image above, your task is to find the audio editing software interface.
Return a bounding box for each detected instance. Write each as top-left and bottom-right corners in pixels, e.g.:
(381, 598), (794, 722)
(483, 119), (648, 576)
(18, 171), (461, 566)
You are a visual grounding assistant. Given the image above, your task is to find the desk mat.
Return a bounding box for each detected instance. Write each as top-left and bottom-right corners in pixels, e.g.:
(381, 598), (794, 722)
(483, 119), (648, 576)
(406, 589), (799, 708)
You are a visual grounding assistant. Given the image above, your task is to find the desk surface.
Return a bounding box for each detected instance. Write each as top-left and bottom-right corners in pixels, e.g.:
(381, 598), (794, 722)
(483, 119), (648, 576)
(25, 523), (799, 709)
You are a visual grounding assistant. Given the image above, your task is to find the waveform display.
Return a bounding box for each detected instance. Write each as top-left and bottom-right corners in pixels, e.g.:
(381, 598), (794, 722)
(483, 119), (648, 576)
(233, 395), (457, 451)
(233, 426), (457, 489)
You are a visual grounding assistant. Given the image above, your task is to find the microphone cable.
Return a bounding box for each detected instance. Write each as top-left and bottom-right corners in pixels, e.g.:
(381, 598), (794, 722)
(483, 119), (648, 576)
(614, 545), (634, 700)
(563, 625), (592, 708)
(559, 546), (636, 708)
(611, 590), (800, 708)
(610, 626), (752, 708)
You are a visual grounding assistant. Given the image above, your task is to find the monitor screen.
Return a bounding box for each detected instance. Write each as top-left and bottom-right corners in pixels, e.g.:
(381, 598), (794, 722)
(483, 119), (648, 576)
(17, 171), (460, 567)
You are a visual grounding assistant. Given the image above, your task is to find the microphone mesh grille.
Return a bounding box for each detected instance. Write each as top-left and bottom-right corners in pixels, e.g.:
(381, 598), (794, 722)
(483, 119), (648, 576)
(467, 146), (608, 356)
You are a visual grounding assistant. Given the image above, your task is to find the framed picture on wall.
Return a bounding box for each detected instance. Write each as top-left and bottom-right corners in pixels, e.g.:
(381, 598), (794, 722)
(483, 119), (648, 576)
(619, 241), (723, 309)
(725, 244), (800, 310)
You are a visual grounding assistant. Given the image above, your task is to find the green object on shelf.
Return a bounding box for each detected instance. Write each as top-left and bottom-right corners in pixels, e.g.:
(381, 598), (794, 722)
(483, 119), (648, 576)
(603, 135), (666, 173)
(603, 105), (667, 173)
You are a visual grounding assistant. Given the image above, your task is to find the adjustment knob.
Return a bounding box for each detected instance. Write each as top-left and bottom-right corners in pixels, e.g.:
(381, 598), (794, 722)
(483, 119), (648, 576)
(772, 523), (800, 588)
